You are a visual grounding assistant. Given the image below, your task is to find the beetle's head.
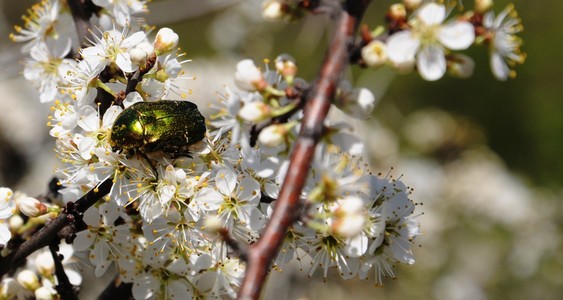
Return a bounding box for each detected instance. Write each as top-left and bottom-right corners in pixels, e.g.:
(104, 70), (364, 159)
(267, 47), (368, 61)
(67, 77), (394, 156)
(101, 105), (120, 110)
(110, 110), (144, 152)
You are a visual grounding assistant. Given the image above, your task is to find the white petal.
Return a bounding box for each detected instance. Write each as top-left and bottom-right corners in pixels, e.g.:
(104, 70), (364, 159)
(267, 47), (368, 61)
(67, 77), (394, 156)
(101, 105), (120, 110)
(64, 269), (83, 286)
(82, 206), (100, 226)
(99, 201), (120, 225)
(417, 45), (446, 81)
(132, 274), (159, 300)
(102, 105), (123, 128)
(167, 279), (193, 299)
(92, 0), (110, 6)
(417, 3), (446, 25)
(30, 43), (49, 62)
(93, 242), (111, 277)
(122, 31), (147, 48)
(216, 168), (237, 195)
(193, 188), (224, 211)
(77, 137), (96, 160)
(77, 106), (100, 132)
(0, 224), (11, 246)
(491, 52), (509, 81)
(387, 31), (420, 64)
(439, 22), (475, 50)
(116, 53), (134, 73)
(72, 231), (94, 252)
(158, 185), (176, 204)
(237, 177), (260, 204)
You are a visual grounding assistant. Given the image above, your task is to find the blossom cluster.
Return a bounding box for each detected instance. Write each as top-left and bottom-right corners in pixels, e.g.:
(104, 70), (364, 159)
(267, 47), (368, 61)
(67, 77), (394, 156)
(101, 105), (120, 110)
(1, 0), (427, 298)
(263, 0), (525, 81)
(0, 187), (76, 300)
(360, 0), (525, 81)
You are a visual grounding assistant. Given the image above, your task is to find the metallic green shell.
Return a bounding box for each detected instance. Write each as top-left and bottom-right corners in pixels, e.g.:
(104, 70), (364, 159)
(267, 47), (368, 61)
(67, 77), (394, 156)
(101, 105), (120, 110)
(110, 100), (206, 154)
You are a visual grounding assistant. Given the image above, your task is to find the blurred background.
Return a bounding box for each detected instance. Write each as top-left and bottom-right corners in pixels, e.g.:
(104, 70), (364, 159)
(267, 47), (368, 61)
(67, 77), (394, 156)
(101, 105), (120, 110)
(0, 0), (561, 299)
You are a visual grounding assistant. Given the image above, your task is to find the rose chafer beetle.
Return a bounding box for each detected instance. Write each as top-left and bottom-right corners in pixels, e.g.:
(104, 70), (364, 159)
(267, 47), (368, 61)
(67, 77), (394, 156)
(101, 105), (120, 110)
(110, 100), (206, 156)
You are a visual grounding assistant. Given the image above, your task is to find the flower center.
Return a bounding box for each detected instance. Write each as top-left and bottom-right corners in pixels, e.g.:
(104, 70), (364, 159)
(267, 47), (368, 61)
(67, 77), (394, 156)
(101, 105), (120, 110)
(415, 23), (440, 46)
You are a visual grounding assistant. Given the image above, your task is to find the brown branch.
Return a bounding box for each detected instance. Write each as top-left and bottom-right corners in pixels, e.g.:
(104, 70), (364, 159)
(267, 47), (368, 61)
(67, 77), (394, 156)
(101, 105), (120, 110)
(66, 0), (95, 48)
(49, 241), (79, 300)
(0, 178), (113, 277)
(237, 1), (371, 299)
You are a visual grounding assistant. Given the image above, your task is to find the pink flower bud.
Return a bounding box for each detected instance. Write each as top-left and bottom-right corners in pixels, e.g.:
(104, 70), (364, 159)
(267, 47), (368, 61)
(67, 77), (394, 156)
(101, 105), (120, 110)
(275, 54), (297, 78)
(19, 197), (48, 217)
(234, 59), (266, 91)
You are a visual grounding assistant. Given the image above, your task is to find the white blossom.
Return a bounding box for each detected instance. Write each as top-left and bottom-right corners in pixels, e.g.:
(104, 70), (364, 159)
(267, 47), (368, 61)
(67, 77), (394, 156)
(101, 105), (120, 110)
(387, 3), (475, 80)
(154, 27), (179, 55)
(361, 40), (388, 68)
(483, 4), (526, 80)
(234, 59), (265, 91)
(23, 40), (72, 103)
(92, 0), (148, 27)
(81, 28), (147, 73)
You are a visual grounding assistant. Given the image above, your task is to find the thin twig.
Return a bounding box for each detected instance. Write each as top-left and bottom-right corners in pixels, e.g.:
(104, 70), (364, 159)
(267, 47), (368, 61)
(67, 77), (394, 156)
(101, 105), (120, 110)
(218, 228), (249, 262)
(0, 178), (113, 277)
(66, 0), (94, 47)
(49, 241), (79, 300)
(237, 1), (371, 299)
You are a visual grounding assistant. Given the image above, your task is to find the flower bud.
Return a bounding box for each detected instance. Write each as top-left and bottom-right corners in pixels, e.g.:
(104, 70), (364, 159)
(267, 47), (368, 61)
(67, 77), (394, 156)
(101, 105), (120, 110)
(16, 270), (40, 291)
(332, 214), (366, 238)
(335, 81), (376, 119)
(275, 54), (297, 78)
(9, 214), (24, 231)
(19, 197), (48, 218)
(35, 251), (55, 277)
(35, 286), (54, 300)
(234, 59), (266, 91)
(129, 47), (149, 68)
(154, 27), (179, 55)
(262, 1), (285, 20)
(403, 0), (423, 10)
(331, 196), (366, 238)
(258, 124), (287, 147)
(238, 102), (271, 122)
(448, 54), (475, 79)
(0, 278), (18, 299)
(361, 40), (388, 68)
(335, 196), (365, 217)
(389, 4), (407, 20)
(475, 0), (494, 13)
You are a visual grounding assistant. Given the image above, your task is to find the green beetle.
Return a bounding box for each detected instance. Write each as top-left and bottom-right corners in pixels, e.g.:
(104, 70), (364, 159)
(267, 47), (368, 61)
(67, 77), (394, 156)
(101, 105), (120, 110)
(110, 100), (206, 156)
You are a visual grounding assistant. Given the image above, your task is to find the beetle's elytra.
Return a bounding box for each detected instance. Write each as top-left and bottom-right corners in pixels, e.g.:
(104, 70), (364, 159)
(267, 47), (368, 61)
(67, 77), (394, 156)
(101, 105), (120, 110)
(110, 100), (206, 155)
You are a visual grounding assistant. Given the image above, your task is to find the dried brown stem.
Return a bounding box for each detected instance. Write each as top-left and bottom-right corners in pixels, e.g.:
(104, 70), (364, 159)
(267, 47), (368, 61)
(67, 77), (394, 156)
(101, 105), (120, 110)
(237, 1), (371, 299)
